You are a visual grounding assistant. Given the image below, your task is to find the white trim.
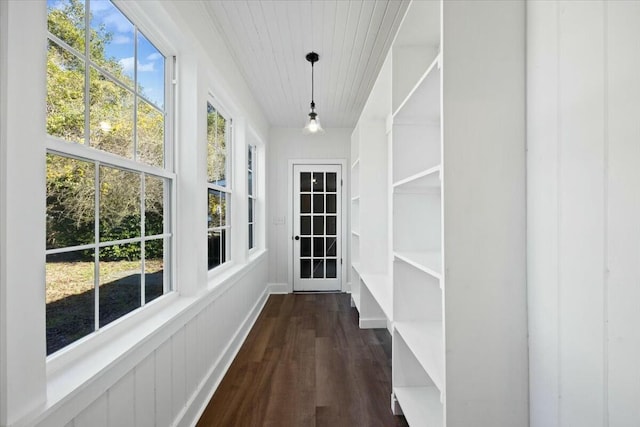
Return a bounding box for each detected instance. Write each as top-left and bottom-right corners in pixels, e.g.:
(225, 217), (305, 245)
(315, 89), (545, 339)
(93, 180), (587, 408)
(287, 159), (348, 293)
(359, 317), (387, 329)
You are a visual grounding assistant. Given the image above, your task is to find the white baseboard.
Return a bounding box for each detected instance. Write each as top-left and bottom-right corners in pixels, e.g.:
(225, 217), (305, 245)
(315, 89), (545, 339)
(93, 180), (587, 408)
(344, 281), (352, 293)
(359, 317), (387, 329)
(267, 282), (290, 294)
(179, 286), (270, 427)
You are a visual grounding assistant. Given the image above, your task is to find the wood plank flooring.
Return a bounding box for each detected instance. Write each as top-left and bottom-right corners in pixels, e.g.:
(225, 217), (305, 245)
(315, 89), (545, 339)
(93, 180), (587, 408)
(197, 293), (409, 427)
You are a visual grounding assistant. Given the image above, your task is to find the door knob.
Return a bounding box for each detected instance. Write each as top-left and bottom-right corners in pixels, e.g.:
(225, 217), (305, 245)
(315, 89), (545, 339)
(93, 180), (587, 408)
(294, 235), (300, 241)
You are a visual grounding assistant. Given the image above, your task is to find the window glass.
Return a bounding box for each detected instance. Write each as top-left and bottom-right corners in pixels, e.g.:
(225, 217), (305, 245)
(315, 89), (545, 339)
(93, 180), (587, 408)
(89, 68), (135, 158)
(46, 39), (85, 143)
(248, 145), (256, 250)
(137, 33), (165, 109)
(46, 154), (95, 249)
(90, 0), (135, 82)
(207, 104), (227, 185)
(137, 99), (164, 167)
(207, 103), (231, 269)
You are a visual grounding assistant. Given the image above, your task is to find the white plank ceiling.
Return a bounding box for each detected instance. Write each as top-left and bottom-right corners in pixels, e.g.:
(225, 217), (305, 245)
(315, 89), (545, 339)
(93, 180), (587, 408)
(203, 0), (410, 128)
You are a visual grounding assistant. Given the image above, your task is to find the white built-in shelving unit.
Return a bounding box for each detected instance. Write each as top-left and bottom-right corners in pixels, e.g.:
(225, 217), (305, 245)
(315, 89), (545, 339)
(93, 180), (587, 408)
(350, 0), (527, 425)
(389, 1), (444, 422)
(349, 48), (393, 329)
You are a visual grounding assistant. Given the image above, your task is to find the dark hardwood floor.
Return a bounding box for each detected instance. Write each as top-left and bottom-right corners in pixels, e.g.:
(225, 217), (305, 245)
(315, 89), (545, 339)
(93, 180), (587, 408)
(197, 293), (409, 427)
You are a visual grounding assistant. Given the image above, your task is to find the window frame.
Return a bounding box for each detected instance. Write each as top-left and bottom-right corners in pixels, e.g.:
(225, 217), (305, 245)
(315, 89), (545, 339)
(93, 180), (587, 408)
(44, 0), (176, 357)
(206, 98), (232, 271)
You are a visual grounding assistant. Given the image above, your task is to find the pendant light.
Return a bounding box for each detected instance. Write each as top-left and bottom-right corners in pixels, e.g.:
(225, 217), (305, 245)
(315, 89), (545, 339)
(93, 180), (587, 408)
(303, 52), (324, 135)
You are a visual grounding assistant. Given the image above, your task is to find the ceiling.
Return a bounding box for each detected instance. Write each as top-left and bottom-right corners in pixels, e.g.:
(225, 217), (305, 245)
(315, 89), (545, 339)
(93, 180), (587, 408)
(203, 0), (410, 129)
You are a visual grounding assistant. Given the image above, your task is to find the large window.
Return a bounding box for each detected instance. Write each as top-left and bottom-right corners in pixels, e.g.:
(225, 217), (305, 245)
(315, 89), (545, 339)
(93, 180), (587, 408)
(248, 145), (256, 250)
(207, 102), (231, 269)
(46, 0), (172, 355)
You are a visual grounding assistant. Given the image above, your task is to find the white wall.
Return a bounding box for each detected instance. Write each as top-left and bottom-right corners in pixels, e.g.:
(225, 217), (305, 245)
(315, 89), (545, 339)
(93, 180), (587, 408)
(267, 128), (351, 291)
(0, 1), (271, 426)
(528, 1), (640, 426)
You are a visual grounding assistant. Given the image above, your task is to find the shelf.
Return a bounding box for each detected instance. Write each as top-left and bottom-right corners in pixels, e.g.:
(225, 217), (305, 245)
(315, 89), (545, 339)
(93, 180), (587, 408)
(394, 251), (442, 281)
(393, 53), (441, 123)
(395, 321), (444, 392)
(393, 165), (441, 192)
(360, 273), (392, 320)
(351, 158), (360, 169)
(394, 386), (443, 427)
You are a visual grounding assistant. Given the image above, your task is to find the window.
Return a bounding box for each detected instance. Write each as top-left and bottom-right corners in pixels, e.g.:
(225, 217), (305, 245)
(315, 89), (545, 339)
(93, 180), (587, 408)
(207, 102), (231, 269)
(46, 0), (172, 355)
(248, 145), (256, 250)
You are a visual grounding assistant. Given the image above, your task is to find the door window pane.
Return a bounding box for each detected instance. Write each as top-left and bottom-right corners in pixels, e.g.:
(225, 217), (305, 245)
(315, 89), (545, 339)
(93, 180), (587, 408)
(301, 216), (311, 235)
(313, 260), (324, 278)
(326, 173), (337, 192)
(314, 237), (324, 257)
(300, 172), (311, 192)
(326, 237), (337, 257)
(326, 216), (337, 236)
(301, 237), (311, 257)
(301, 194), (311, 213)
(326, 259), (337, 278)
(301, 260), (311, 278)
(313, 194), (324, 213)
(326, 194), (337, 214)
(313, 173), (324, 192)
(313, 216), (324, 235)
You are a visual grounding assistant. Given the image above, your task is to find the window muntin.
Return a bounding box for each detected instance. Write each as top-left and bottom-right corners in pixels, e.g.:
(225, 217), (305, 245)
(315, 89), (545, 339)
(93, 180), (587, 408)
(46, 0), (172, 355)
(207, 102), (231, 270)
(248, 145), (256, 250)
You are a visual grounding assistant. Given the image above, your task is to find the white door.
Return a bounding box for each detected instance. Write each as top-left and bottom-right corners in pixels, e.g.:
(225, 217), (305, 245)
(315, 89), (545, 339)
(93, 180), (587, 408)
(293, 164), (342, 291)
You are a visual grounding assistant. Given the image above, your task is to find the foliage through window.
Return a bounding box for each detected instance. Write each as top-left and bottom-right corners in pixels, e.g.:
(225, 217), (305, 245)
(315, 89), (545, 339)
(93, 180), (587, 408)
(45, 0), (172, 355)
(207, 102), (231, 269)
(248, 145), (256, 250)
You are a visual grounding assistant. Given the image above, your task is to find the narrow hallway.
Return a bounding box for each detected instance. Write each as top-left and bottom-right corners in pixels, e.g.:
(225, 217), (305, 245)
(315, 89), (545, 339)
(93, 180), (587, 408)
(197, 293), (408, 427)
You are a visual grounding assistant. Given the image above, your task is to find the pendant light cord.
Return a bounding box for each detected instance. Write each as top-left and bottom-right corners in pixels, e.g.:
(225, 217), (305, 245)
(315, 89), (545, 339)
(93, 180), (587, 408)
(311, 61), (315, 106)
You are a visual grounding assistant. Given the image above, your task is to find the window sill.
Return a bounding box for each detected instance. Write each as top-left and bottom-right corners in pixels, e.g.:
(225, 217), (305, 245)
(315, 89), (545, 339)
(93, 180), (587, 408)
(206, 248), (267, 299)
(37, 249), (268, 426)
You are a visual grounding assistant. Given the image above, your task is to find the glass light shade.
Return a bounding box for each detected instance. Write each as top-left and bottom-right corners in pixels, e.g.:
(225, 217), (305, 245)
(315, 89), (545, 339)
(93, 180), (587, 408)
(303, 114), (324, 135)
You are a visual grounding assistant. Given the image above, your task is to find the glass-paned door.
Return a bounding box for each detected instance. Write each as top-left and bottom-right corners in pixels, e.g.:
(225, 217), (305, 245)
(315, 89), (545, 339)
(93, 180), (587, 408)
(293, 164), (341, 291)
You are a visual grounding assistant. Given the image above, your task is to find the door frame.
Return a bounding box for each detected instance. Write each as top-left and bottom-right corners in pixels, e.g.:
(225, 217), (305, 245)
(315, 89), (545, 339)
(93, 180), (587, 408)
(288, 159), (348, 293)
